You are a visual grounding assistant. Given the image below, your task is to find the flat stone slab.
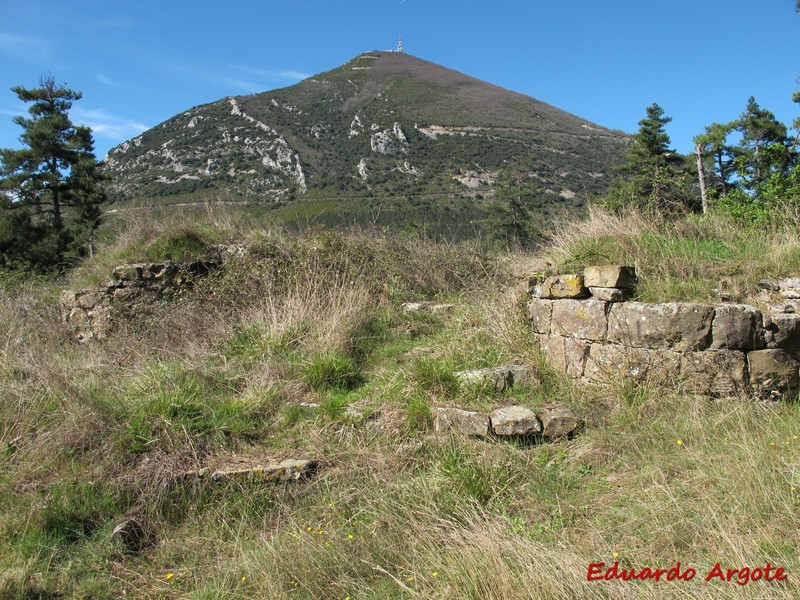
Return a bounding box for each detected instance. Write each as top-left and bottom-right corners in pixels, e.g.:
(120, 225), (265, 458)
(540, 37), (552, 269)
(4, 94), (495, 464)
(583, 265), (637, 289)
(489, 405), (542, 436)
(190, 458), (318, 484)
(607, 302), (714, 351)
(455, 364), (536, 392)
(401, 301), (456, 313)
(434, 407), (490, 437)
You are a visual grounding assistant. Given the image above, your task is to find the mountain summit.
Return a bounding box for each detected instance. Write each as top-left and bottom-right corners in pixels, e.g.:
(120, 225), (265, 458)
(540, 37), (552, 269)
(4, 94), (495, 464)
(102, 52), (629, 204)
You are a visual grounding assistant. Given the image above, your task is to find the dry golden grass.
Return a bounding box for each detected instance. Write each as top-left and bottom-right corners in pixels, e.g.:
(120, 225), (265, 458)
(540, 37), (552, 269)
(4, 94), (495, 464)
(1, 207), (799, 598)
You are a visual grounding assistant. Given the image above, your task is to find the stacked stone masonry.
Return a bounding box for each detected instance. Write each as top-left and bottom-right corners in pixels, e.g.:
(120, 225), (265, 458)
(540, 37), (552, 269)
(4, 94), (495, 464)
(529, 267), (800, 398)
(60, 259), (219, 343)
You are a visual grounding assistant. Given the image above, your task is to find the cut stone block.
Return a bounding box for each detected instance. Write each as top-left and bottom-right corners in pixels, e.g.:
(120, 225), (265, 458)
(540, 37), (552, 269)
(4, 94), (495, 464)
(489, 405), (542, 436)
(551, 298), (608, 341)
(588, 287), (630, 302)
(537, 274), (588, 299)
(539, 404), (581, 439)
(538, 335), (590, 378)
(434, 407), (490, 437)
(528, 298), (554, 334)
(766, 314), (800, 356)
(679, 350), (748, 397)
(584, 343), (681, 383)
(607, 302), (714, 351)
(710, 304), (766, 350)
(748, 349), (800, 397)
(583, 265), (637, 289)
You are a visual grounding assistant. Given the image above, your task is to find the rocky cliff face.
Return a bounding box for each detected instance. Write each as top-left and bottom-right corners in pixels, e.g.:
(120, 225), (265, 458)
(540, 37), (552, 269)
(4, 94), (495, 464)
(101, 52), (629, 204)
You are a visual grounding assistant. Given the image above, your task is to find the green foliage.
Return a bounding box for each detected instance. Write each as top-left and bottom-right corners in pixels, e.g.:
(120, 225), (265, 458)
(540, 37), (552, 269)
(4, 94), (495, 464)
(302, 351), (364, 391)
(406, 395), (433, 431)
(599, 103), (698, 215)
(696, 97), (798, 226)
(413, 356), (460, 397)
(145, 226), (214, 261)
(483, 171), (541, 248)
(119, 363), (269, 457)
(0, 76), (106, 272)
(37, 480), (127, 545)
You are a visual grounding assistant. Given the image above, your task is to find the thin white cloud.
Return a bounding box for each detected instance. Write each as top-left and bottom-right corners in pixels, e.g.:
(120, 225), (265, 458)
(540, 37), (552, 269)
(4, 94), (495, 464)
(0, 30), (51, 62)
(231, 65), (310, 83)
(96, 74), (124, 88)
(71, 107), (148, 141)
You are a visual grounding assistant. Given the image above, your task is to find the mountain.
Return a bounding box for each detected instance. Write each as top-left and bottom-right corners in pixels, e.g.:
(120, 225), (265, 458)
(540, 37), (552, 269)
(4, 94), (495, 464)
(101, 51), (629, 206)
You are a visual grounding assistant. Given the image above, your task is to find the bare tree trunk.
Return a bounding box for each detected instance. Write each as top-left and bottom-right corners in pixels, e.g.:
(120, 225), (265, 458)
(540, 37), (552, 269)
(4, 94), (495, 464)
(695, 144), (708, 214)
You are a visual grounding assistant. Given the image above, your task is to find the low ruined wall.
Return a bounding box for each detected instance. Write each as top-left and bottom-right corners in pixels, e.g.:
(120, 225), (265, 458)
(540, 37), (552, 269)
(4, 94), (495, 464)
(60, 259), (219, 343)
(529, 268), (800, 398)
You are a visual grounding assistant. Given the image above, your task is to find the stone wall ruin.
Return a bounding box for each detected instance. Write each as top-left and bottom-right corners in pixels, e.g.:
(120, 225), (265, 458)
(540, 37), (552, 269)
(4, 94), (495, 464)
(529, 267), (800, 399)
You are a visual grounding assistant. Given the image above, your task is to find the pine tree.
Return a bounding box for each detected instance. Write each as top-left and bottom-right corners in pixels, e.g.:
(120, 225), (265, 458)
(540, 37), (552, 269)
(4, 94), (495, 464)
(694, 121), (737, 198)
(0, 75), (105, 272)
(734, 97), (792, 191)
(602, 103), (697, 214)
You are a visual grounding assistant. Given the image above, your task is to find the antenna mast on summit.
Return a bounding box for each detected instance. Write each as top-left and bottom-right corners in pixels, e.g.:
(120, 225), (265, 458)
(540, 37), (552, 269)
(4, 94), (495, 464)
(396, 34), (404, 53)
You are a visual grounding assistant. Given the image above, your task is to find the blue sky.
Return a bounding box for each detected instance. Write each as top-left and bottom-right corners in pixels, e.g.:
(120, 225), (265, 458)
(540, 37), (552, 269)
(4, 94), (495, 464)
(1, 0), (798, 159)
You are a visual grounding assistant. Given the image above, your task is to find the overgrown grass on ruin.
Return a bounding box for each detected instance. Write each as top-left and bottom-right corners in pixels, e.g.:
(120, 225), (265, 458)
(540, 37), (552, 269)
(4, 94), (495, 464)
(545, 206), (800, 302)
(1, 205), (799, 598)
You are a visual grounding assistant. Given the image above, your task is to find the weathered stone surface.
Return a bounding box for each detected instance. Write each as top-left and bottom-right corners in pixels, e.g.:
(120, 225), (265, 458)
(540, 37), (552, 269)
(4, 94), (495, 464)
(434, 407), (490, 437)
(528, 298), (553, 334)
(455, 364), (537, 392)
(710, 304), (765, 350)
(777, 277), (800, 299)
(204, 458), (318, 484)
(537, 274), (588, 299)
(583, 265), (637, 289)
(114, 264), (141, 281)
(62, 259), (221, 343)
(748, 349), (800, 397)
(489, 405), (542, 436)
(112, 287), (140, 300)
(588, 287), (630, 302)
(401, 301), (456, 313)
(584, 343), (681, 383)
(538, 335), (590, 378)
(539, 404), (581, 439)
(680, 351), (748, 397)
(766, 314), (800, 356)
(607, 302), (714, 351)
(551, 299), (608, 341)
(75, 292), (101, 309)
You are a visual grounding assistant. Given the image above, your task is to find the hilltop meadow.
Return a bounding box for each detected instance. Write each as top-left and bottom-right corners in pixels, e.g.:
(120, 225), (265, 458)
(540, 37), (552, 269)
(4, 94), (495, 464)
(1, 203), (799, 599)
